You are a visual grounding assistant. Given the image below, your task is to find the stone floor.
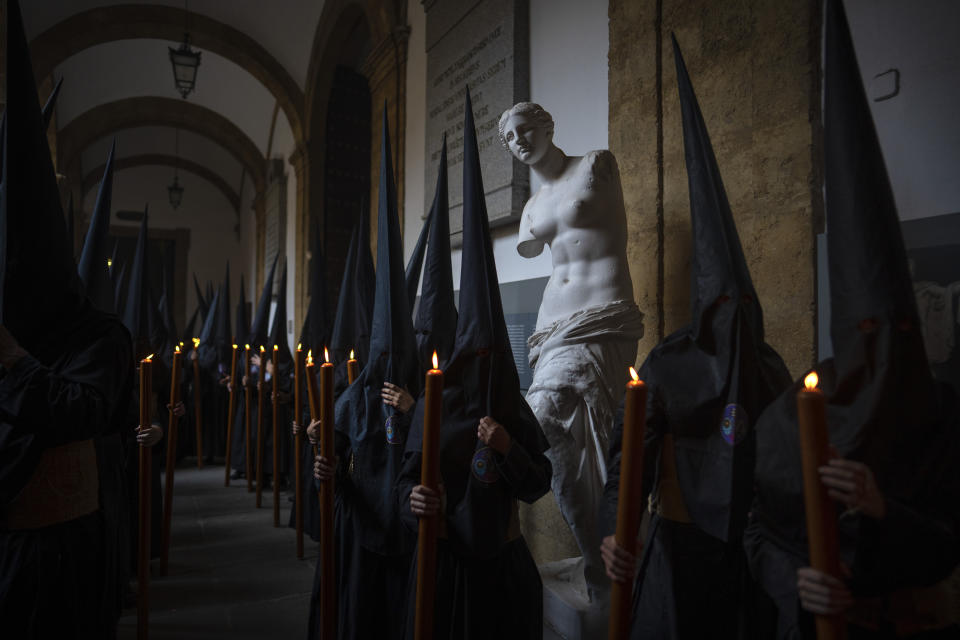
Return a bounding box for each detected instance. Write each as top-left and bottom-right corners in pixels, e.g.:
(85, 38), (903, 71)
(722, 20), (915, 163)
(118, 465), (315, 640)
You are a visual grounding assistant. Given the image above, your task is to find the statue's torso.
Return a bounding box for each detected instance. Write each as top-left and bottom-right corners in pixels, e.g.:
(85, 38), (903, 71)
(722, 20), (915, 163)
(519, 150), (634, 328)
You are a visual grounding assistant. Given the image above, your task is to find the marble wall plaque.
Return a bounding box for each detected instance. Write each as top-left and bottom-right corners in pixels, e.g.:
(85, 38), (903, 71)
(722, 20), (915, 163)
(424, 0), (530, 238)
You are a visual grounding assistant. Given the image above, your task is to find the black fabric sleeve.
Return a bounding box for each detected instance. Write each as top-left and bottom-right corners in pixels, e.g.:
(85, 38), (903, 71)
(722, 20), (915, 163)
(396, 450), (423, 533)
(494, 439), (552, 504)
(0, 328), (132, 447)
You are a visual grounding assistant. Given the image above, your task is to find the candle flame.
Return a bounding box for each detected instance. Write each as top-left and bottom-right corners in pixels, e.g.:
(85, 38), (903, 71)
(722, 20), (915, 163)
(245, 343), (250, 350)
(192, 337), (200, 348)
(307, 350), (313, 365)
(629, 366), (639, 382)
(106, 258), (113, 268)
(274, 344), (278, 351)
(145, 354), (154, 361)
(175, 344), (180, 353)
(232, 344), (237, 350)
(260, 345), (265, 353)
(349, 349), (355, 360)
(297, 343), (302, 351)
(324, 347), (330, 363)
(179, 341), (184, 347)
(804, 372), (819, 390)
(432, 350), (439, 370)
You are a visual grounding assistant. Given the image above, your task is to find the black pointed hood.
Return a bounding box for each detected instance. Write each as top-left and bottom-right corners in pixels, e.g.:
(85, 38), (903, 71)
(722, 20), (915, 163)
(109, 240), (119, 281)
(193, 273), (209, 321)
(332, 106), (420, 556)
(406, 87), (548, 559)
(122, 207), (156, 358)
(414, 135), (457, 367)
(249, 254), (278, 348)
(196, 283), (223, 371)
(158, 266), (177, 341)
(236, 273), (249, 345)
(216, 262), (232, 353)
(78, 139), (117, 313)
(632, 37), (792, 543)
(41, 77), (63, 133)
(1, 0), (87, 351)
(113, 260), (128, 318)
(404, 205), (430, 310)
(330, 202), (376, 366)
(299, 224), (329, 352)
(268, 261), (292, 364)
(750, 1), (960, 599)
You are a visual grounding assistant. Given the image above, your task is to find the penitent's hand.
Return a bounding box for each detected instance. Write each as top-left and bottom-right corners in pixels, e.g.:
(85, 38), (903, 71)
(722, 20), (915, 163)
(410, 484), (444, 518)
(601, 535), (639, 584)
(477, 416), (512, 455)
(797, 567), (853, 616)
(292, 422), (304, 438)
(0, 325), (27, 369)
(381, 382), (414, 413)
(167, 401), (186, 418)
(313, 455), (337, 482)
(137, 424), (164, 448)
(819, 449), (886, 519)
(306, 419), (321, 446)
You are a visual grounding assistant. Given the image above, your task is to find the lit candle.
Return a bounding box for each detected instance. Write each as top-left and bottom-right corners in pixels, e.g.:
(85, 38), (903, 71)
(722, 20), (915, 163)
(192, 337), (203, 469)
(272, 344), (280, 527)
(137, 353), (154, 640)
(319, 347), (336, 640)
(160, 345), (182, 576)
(415, 350), (444, 640)
(256, 345), (266, 508)
(224, 344), (239, 487)
(347, 348), (359, 385)
(294, 343), (304, 558)
(244, 344), (253, 492)
(608, 367), (647, 640)
(797, 372), (845, 640)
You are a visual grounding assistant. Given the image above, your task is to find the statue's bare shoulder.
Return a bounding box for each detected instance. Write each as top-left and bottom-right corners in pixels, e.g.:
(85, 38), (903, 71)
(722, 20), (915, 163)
(583, 149), (619, 189)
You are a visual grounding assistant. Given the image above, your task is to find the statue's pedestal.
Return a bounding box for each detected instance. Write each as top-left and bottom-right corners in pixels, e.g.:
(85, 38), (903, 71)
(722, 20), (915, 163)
(540, 557), (609, 640)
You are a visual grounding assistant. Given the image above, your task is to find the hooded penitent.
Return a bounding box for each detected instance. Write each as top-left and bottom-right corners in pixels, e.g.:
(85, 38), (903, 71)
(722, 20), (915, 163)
(157, 264), (179, 365)
(196, 283), (222, 372)
(268, 262), (292, 371)
(236, 273), (249, 345)
(113, 261), (128, 318)
(749, 0), (960, 603)
(334, 107), (422, 555)
(0, 7), (134, 633)
(214, 263), (233, 365)
(413, 136), (457, 368)
(78, 140), (117, 314)
(609, 37), (792, 545)
(405, 88), (551, 559)
(298, 224), (329, 354)
(404, 202), (431, 312)
(122, 208), (155, 359)
(330, 202), (376, 370)
(248, 255), (278, 349)
(66, 196), (75, 260)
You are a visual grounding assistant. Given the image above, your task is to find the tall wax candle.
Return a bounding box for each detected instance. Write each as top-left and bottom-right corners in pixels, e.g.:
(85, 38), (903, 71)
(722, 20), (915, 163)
(608, 367), (647, 640)
(245, 344), (253, 492)
(797, 372), (846, 640)
(224, 344), (239, 486)
(272, 345), (280, 526)
(294, 344), (304, 558)
(160, 346), (182, 576)
(415, 351), (443, 640)
(192, 338), (203, 469)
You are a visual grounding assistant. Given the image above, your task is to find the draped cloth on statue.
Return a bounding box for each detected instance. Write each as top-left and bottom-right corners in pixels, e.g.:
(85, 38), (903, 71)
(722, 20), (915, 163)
(525, 298), (642, 591)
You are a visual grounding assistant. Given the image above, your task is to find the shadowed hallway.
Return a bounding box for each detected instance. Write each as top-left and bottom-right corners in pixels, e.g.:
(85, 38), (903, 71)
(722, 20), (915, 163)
(118, 466), (314, 639)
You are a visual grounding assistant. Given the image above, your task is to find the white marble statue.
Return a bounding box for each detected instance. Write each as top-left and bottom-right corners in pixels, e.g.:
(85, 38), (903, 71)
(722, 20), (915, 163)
(500, 102), (644, 602)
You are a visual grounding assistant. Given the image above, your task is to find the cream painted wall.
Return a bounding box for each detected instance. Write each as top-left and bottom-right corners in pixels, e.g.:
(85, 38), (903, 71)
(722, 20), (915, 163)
(404, 0), (610, 291)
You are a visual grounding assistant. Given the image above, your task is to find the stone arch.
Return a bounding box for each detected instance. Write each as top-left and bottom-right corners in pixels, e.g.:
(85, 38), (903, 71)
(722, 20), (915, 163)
(58, 97), (265, 195)
(30, 4), (304, 143)
(82, 154), (241, 213)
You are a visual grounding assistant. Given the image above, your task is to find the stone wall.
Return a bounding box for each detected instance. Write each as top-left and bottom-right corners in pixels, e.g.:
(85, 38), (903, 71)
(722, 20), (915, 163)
(610, 0), (822, 376)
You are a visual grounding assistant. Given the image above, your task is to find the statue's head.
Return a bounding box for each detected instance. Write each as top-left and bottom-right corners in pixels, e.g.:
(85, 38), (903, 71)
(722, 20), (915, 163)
(499, 102), (555, 165)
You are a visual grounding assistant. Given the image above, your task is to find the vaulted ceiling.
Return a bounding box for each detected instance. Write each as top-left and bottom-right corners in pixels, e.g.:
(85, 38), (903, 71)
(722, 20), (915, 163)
(22, 0), (325, 226)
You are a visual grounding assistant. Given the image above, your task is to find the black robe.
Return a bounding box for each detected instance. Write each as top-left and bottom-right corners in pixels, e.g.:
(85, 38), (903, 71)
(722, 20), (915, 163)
(397, 353), (552, 640)
(0, 312), (133, 638)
